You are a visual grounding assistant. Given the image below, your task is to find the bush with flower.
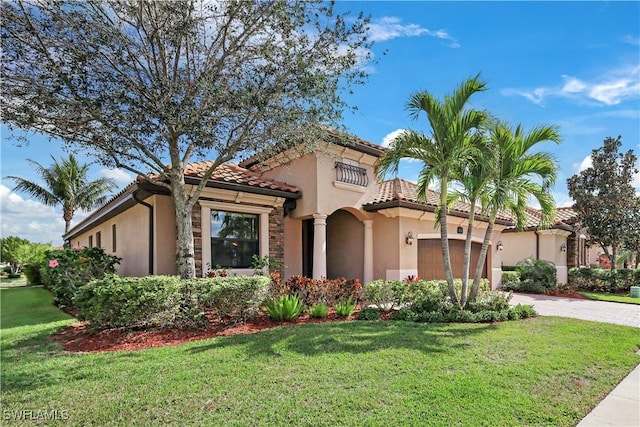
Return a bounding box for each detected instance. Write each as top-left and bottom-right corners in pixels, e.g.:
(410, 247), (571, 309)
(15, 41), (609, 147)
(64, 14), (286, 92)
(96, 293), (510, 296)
(41, 246), (121, 308)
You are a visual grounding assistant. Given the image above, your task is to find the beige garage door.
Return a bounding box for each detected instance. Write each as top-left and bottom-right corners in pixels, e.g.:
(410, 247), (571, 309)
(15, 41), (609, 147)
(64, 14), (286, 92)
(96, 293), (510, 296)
(417, 239), (487, 280)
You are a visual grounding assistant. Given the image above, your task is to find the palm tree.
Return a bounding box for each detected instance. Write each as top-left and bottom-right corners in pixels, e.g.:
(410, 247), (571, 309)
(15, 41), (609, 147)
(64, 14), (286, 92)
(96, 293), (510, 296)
(468, 123), (560, 301)
(6, 154), (116, 235)
(449, 137), (496, 307)
(376, 75), (488, 306)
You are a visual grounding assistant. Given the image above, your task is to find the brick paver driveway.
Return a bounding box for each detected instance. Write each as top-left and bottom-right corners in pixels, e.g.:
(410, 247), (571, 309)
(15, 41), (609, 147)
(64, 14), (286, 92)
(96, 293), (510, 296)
(509, 293), (640, 328)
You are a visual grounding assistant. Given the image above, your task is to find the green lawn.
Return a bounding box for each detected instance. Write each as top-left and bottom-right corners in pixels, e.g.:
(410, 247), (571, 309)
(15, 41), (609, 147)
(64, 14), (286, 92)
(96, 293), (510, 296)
(2, 287), (639, 426)
(579, 291), (640, 305)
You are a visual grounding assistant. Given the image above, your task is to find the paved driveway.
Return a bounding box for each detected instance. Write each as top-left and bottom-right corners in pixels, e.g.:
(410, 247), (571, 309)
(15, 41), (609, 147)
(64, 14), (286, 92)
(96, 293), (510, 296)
(509, 293), (640, 328)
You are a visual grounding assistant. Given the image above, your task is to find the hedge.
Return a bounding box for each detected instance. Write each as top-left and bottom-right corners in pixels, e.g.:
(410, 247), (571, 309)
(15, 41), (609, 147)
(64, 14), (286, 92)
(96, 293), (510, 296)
(75, 275), (271, 330)
(569, 268), (640, 293)
(362, 278), (490, 310)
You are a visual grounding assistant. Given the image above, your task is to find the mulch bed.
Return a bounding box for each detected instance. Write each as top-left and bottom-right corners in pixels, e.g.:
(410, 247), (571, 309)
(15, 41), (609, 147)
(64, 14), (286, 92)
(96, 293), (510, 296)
(49, 292), (589, 354)
(49, 308), (388, 354)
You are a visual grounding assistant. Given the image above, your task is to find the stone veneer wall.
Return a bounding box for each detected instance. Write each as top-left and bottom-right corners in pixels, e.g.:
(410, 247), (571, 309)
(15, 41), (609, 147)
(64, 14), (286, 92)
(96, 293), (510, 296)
(192, 202), (203, 276)
(269, 206), (285, 277)
(191, 201), (285, 277)
(566, 232), (578, 270)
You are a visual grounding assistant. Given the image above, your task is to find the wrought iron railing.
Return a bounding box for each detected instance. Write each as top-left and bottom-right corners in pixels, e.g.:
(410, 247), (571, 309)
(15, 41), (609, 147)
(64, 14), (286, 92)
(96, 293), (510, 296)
(335, 161), (368, 187)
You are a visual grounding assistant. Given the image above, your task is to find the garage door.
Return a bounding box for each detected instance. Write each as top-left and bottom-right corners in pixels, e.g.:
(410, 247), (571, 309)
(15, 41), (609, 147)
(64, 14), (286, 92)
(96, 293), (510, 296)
(417, 239), (487, 280)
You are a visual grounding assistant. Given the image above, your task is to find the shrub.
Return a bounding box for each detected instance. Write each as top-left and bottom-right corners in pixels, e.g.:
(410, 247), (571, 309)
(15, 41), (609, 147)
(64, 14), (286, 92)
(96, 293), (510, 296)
(502, 258), (557, 294)
(308, 303), (329, 318)
(501, 271), (520, 289)
(23, 263), (44, 285)
(75, 275), (271, 330)
(334, 296), (357, 317)
(356, 307), (381, 320)
(361, 280), (402, 309)
(466, 291), (512, 313)
(284, 275), (361, 306)
(264, 294), (304, 321)
(569, 267), (640, 293)
(42, 247), (121, 308)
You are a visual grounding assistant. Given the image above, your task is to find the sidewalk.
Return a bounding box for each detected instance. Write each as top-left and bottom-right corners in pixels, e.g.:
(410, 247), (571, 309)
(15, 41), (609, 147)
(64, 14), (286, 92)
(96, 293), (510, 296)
(509, 293), (640, 426)
(577, 362), (640, 427)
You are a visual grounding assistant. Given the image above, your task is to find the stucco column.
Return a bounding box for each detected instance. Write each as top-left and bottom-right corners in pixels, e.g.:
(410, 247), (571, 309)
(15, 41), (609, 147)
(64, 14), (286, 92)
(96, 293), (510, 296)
(363, 220), (373, 284)
(312, 213), (328, 279)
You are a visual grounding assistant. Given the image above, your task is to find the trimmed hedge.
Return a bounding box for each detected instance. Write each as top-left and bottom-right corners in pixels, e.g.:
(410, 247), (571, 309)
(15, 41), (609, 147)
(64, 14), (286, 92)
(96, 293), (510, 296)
(569, 267), (640, 293)
(501, 258), (556, 294)
(362, 278), (490, 310)
(41, 247), (121, 308)
(280, 275), (362, 306)
(75, 275), (270, 330)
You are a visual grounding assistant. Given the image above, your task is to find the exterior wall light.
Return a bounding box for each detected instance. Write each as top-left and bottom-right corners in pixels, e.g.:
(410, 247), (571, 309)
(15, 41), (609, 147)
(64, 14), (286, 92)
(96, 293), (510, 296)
(456, 226), (464, 234)
(406, 231), (415, 246)
(560, 243), (567, 252)
(496, 241), (504, 251)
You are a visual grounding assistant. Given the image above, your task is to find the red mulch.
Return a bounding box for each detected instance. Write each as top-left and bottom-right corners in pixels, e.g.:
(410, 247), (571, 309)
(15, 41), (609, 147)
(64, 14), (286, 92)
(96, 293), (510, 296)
(49, 308), (387, 354)
(49, 292), (589, 354)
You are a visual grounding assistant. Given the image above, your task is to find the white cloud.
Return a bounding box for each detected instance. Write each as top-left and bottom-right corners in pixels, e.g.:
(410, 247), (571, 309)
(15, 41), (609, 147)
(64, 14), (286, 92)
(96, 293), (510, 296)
(381, 128), (407, 147)
(367, 16), (460, 48)
(501, 64), (640, 106)
(100, 168), (133, 186)
(0, 184), (65, 245)
(574, 155), (592, 173)
(622, 35), (640, 46)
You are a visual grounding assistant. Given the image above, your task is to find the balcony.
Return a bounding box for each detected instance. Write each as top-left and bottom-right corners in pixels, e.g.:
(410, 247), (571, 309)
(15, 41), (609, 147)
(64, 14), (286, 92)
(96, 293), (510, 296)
(335, 161), (369, 187)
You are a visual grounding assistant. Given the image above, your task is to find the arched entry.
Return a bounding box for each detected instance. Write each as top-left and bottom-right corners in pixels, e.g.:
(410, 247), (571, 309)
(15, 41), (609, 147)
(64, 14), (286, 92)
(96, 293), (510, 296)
(417, 239), (487, 280)
(326, 209), (364, 280)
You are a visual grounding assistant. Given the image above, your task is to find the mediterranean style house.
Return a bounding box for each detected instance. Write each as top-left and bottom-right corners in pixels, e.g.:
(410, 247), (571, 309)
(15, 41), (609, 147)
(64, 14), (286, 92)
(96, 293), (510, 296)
(63, 131), (586, 286)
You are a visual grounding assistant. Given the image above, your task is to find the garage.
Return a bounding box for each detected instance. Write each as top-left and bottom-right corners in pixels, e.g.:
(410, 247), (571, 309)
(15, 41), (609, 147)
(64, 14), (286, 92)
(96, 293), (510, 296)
(417, 239), (487, 281)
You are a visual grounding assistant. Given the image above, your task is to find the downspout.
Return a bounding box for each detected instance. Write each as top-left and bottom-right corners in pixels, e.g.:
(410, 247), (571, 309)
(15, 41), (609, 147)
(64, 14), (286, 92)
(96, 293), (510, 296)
(132, 191), (154, 275)
(535, 230), (540, 260)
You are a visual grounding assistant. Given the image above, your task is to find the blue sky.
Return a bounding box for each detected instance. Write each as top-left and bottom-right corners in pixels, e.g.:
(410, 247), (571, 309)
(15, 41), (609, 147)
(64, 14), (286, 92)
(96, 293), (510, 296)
(2, 1), (639, 245)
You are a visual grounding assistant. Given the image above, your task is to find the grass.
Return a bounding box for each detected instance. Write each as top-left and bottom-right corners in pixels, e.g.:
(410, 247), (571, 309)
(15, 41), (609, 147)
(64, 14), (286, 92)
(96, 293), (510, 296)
(2, 287), (639, 426)
(579, 291), (640, 305)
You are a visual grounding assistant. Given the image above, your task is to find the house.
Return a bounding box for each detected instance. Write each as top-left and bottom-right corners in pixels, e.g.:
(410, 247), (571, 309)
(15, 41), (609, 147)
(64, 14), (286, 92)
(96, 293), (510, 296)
(500, 206), (595, 283)
(63, 130), (578, 287)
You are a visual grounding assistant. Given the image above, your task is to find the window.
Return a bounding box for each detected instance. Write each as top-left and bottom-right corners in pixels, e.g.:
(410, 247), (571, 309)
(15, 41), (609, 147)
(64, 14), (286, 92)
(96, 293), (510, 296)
(211, 210), (259, 268)
(88, 235), (93, 248)
(335, 161), (368, 186)
(112, 224), (117, 252)
(96, 231), (102, 248)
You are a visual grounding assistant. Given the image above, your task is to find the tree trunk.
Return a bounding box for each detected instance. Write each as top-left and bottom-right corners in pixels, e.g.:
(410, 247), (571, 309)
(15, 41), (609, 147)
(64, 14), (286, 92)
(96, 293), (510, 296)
(439, 178), (458, 306)
(171, 180), (197, 279)
(610, 245), (617, 272)
(63, 209), (73, 234)
(460, 199), (476, 308)
(470, 214), (495, 301)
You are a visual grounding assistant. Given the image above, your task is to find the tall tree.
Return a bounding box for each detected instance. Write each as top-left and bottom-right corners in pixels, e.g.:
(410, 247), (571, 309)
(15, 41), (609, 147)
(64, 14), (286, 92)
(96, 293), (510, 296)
(376, 75), (488, 306)
(1, 0), (372, 278)
(567, 136), (640, 271)
(449, 138), (495, 307)
(469, 122), (560, 301)
(5, 155), (116, 235)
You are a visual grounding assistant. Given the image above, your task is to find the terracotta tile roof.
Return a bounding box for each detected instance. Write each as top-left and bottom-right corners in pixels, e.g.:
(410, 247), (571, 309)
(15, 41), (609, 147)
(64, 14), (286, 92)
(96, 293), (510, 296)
(140, 161), (300, 194)
(365, 178), (513, 224)
(510, 206), (575, 231)
(240, 126), (386, 169)
(366, 179), (579, 231)
(183, 161), (300, 193)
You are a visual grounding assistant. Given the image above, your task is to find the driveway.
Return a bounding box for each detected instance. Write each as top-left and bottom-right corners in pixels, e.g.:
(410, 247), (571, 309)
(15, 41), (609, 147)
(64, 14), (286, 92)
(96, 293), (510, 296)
(509, 293), (640, 328)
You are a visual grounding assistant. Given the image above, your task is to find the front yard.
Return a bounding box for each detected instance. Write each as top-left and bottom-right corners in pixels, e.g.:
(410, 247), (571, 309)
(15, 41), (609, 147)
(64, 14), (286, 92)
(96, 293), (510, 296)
(1, 286), (639, 426)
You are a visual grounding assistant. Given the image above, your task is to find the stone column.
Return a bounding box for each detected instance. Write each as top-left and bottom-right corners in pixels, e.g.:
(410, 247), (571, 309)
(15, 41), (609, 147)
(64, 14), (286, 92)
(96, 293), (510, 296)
(312, 213), (327, 279)
(363, 220), (373, 284)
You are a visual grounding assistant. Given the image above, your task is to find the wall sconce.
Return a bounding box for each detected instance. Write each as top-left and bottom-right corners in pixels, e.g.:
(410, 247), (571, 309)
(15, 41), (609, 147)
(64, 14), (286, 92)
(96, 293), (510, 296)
(560, 243), (567, 252)
(405, 231), (415, 246)
(496, 241), (504, 251)
(456, 226), (464, 234)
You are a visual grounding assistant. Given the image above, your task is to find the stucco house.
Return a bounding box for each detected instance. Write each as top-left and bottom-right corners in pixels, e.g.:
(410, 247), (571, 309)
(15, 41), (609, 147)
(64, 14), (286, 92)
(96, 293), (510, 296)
(63, 131), (581, 287)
